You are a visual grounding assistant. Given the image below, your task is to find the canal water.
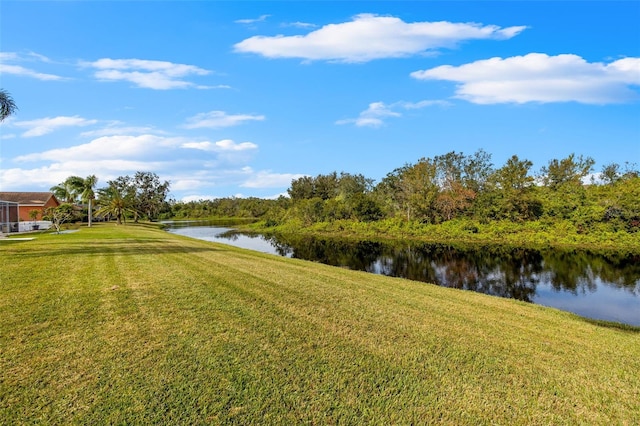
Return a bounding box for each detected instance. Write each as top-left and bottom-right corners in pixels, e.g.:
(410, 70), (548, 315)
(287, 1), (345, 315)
(164, 221), (640, 326)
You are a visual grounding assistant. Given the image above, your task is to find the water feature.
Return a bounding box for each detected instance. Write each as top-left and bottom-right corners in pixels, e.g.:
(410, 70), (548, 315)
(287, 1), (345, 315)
(164, 221), (640, 326)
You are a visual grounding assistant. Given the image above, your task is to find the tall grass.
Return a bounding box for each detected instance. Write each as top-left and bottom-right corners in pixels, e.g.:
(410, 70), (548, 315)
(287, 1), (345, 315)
(251, 217), (640, 252)
(1, 223), (639, 424)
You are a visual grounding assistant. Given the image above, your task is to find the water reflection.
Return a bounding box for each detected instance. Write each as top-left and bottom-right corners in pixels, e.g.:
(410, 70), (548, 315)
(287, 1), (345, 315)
(368, 244), (543, 302)
(164, 222), (640, 326)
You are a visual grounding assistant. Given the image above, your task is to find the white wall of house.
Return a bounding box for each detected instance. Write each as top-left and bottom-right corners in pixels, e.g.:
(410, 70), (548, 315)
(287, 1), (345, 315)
(18, 221), (52, 232)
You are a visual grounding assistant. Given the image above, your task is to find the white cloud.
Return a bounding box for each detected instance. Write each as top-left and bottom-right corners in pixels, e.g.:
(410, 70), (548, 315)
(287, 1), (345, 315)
(0, 52), (18, 61)
(12, 116), (98, 137)
(0, 52), (65, 80)
(165, 166), (301, 200)
(84, 58), (211, 90)
(0, 52), (53, 63)
(1, 129), (296, 198)
(336, 102), (400, 128)
(183, 110), (265, 129)
(180, 194), (218, 202)
(411, 53), (640, 104)
(235, 14), (270, 24)
(215, 139), (258, 151)
(241, 169), (306, 188)
(12, 134), (258, 169)
(1, 165), (86, 189)
(171, 181), (209, 193)
(79, 123), (164, 138)
(281, 22), (318, 29)
(180, 191), (286, 202)
(264, 192), (289, 200)
(0, 160), (167, 190)
(166, 168), (250, 195)
(15, 134), (183, 162)
(24, 52), (54, 63)
(336, 99), (449, 127)
(181, 139), (258, 152)
(2, 132), (206, 191)
(0, 64), (65, 81)
(234, 13), (526, 63)
(180, 141), (216, 151)
(399, 100), (451, 109)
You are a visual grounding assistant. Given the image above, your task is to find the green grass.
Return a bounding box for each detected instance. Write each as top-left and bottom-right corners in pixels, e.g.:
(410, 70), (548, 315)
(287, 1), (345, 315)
(249, 218), (640, 252)
(1, 223), (639, 424)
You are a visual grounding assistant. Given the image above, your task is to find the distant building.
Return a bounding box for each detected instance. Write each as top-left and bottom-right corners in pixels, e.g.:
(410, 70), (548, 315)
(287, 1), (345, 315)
(0, 192), (60, 232)
(0, 199), (19, 233)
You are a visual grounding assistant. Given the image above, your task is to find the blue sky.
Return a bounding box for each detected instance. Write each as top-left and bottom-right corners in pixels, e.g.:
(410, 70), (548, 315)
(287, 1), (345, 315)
(1, 1), (639, 201)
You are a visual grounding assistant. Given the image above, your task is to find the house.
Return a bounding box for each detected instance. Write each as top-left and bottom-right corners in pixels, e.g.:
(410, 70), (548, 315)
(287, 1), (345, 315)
(0, 192), (60, 232)
(0, 199), (19, 233)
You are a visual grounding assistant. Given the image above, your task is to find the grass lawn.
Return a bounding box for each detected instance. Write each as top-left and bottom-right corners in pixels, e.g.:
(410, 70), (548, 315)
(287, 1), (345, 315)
(1, 223), (639, 424)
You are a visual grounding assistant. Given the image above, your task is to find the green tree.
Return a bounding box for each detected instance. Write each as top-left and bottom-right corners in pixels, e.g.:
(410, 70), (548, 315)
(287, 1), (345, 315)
(96, 183), (136, 225)
(70, 175), (98, 227)
(598, 175), (640, 232)
(494, 155), (534, 192)
(600, 162), (639, 185)
(28, 209), (40, 229)
(133, 172), (170, 221)
(295, 197), (325, 225)
(539, 154), (595, 220)
(51, 177), (81, 204)
(288, 176), (315, 200)
(288, 173), (341, 202)
(0, 89), (18, 122)
(107, 175), (137, 218)
(434, 151), (466, 190)
(600, 163), (622, 185)
(539, 153), (595, 190)
(485, 155), (541, 221)
(349, 193), (384, 222)
(337, 172), (374, 199)
(463, 149), (493, 193)
(431, 150), (492, 221)
(314, 172), (339, 200)
(43, 204), (75, 234)
(387, 159), (439, 222)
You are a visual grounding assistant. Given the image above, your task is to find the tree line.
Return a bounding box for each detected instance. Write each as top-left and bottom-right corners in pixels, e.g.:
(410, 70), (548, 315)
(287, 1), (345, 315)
(49, 171), (171, 226)
(171, 151), (640, 235)
(5, 89), (639, 236)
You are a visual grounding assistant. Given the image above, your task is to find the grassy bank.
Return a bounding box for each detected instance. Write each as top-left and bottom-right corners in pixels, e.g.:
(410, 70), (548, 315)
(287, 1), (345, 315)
(246, 218), (640, 252)
(1, 223), (639, 424)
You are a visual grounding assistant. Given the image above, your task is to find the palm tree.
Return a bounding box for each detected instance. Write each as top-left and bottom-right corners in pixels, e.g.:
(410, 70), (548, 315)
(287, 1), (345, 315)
(50, 177), (82, 204)
(96, 184), (136, 225)
(0, 89), (18, 122)
(71, 175), (98, 227)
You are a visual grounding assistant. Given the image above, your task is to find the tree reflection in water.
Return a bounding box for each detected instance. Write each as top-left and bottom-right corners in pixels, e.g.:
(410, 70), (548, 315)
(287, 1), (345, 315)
(239, 233), (638, 301)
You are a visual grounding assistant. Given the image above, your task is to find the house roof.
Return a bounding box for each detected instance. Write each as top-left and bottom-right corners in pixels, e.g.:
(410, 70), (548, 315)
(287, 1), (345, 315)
(0, 192), (60, 206)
